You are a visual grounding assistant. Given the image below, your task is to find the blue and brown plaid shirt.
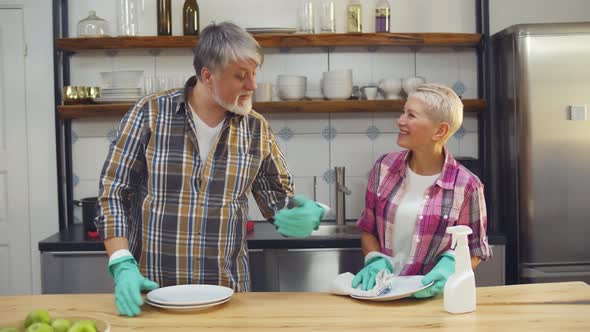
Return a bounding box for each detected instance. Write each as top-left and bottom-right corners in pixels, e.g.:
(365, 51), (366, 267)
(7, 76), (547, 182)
(96, 78), (294, 291)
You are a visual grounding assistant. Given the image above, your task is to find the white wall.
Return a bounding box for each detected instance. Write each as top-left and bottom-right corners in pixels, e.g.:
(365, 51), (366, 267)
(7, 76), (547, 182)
(490, 0), (590, 34)
(0, 0), (58, 294)
(67, 0), (480, 223)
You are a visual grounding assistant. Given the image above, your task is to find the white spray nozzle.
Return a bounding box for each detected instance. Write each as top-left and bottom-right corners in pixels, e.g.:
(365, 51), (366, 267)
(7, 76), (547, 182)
(446, 225), (473, 249)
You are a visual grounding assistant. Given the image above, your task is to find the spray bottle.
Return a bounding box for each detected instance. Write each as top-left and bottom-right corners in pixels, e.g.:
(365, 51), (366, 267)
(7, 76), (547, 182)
(444, 225), (476, 314)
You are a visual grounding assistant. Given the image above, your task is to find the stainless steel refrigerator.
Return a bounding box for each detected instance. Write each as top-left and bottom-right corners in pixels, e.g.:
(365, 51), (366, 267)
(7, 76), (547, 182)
(493, 22), (590, 284)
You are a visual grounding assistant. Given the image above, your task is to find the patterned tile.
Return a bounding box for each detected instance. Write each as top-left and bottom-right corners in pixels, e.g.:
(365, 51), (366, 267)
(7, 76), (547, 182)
(322, 169), (336, 184)
(276, 127), (294, 142)
(107, 129), (117, 142)
(366, 125), (381, 141)
(71, 130), (79, 144)
(322, 125), (337, 141)
(454, 125), (466, 140)
(452, 80), (466, 98)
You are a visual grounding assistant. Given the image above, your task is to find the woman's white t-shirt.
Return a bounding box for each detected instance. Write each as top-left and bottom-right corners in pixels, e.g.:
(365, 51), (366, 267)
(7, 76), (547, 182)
(390, 166), (440, 265)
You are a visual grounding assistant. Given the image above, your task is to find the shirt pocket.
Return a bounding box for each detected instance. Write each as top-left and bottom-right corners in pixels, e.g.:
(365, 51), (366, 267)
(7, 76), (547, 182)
(424, 191), (463, 233)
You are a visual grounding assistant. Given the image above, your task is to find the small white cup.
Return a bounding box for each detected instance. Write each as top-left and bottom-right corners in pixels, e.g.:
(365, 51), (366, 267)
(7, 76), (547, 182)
(362, 86), (378, 100)
(254, 82), (273, 102)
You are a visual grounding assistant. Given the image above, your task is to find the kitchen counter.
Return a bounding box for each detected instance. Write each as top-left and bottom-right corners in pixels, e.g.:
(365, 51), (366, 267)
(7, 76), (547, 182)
(1, 282), (588, 331)
(38, 223), (506, 252)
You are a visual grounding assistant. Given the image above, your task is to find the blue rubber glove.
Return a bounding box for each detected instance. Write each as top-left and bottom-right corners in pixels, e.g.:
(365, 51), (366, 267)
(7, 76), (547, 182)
(412, 253), (455, 298)
(352, 256), (393, 291)
(108, 255), (159, 317)
(273, 195), (324, 238)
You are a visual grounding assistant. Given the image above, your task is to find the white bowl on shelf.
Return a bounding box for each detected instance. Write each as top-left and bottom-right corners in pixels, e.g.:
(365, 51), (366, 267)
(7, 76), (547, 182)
(322, 69), (352, 81)
(323, 83), (353, 100)
(402, 76), (426, 95)
(277, 75), (307, 86)
(278, 84), (306, 100)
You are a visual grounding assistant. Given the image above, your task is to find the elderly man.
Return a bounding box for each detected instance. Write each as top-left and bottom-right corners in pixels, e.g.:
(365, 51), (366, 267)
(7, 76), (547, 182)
(96, 22), (325, 317)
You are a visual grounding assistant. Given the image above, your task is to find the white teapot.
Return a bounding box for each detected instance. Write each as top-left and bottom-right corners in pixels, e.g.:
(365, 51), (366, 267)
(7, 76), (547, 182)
(402, 76), (426, 95)
(378, 77), (402, 99)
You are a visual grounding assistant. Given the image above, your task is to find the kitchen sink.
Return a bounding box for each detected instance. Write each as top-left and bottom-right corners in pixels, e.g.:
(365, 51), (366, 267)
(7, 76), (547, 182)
(310, 224), (360, 237)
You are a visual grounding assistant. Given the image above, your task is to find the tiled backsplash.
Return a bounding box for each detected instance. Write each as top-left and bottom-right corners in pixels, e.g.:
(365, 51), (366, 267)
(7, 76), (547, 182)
(71, 112), (478, 223)
(68, 0), (480, 223)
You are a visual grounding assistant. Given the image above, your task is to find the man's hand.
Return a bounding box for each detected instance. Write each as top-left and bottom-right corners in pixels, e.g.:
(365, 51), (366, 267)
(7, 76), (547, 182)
(109, 255), (159, 316)
(273, 195), (324, 238)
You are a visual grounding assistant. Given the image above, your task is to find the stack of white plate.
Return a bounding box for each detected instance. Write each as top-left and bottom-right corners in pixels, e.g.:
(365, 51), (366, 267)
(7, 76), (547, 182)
(146, 284), (234, 312)
(94, 87), (142, 103)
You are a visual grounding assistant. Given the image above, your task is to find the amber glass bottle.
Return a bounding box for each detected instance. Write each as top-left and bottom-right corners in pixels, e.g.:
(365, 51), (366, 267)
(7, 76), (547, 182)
(157, 0), (172, 36)
(183, 0), (200, 35)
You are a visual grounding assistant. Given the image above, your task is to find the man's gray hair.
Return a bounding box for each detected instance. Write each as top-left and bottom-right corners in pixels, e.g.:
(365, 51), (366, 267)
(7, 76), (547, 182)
(193, 21), (263, 80)
(409, 83), (464, 137)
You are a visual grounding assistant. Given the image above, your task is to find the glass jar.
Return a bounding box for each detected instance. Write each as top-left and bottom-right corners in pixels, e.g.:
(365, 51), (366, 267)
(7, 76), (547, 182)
(77, 10), (109, 37)
(319, 0), (335, 33)
(117, 0), (143, 36)
(375, 0), (391, 32)
(347, 0), (362, 33)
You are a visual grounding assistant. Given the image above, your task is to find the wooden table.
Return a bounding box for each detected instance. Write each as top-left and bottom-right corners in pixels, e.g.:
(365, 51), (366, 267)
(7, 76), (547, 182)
(1, 282), (589, 331)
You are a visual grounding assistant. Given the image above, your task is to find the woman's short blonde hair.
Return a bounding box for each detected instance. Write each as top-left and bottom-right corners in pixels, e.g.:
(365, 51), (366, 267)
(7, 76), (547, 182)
(408, 83), (463, 138)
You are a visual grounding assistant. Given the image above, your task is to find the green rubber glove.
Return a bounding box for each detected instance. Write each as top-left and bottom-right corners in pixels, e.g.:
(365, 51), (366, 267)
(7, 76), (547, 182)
(352, 256), (393, 291)
(108, 255), (159, 317)
(273, 195), (324, 238)
(412, 253), (455, 298)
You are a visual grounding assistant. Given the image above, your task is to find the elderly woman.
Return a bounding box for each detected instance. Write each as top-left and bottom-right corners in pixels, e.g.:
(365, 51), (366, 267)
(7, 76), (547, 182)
(353, 83), (492, 298)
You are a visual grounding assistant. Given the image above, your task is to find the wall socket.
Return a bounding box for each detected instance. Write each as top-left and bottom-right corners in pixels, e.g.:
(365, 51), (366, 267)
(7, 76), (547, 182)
(569, 105), (588, 121)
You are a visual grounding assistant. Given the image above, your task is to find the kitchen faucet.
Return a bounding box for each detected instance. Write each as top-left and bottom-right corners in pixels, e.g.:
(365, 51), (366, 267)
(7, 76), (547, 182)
(334, 166), (351, 225)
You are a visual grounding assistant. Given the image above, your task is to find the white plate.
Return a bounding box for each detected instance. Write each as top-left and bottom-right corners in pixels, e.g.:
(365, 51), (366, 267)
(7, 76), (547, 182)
(102, 88), (141, 92)
(146, 284), (234, 306)
(93, 97), (140, 103)
(350, 276), (434, 301)
(146, 296), (231, 312)
(246, 27), (296, 34)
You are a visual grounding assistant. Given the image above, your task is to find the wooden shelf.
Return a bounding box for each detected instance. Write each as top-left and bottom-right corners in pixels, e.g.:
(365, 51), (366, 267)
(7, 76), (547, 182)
(57, 99), (486, 119)
(55, 33), (481, 52)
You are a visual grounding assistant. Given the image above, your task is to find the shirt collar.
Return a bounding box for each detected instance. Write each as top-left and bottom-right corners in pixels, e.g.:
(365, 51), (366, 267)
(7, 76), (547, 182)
(392, 148), (459, 190)
(176, 75), (241, 124)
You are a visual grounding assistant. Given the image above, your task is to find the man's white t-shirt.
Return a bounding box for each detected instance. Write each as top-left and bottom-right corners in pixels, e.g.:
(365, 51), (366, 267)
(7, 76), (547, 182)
(188, 102), (224, 162)
(390, 166), (440, 265)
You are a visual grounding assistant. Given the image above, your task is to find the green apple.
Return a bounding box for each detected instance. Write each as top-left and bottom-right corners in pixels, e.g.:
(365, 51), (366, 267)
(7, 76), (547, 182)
(24, 309), (52, 328)
(0, 327), (20, 332)
(26, 322), (54, 332)
(51, 319), (72, 332)
(67, 321), (96, 332)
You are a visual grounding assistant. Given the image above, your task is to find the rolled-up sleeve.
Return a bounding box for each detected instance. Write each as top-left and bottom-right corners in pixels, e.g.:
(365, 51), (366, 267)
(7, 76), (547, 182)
(458, 183), (492, 261)
(356, 157), (382, 235)
(95, 100), (148, 240)
(251, 124), (294, 220)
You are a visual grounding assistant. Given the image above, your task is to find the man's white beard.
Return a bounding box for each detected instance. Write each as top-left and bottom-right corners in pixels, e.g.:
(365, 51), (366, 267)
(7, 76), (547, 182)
(212, 86), (252, 116)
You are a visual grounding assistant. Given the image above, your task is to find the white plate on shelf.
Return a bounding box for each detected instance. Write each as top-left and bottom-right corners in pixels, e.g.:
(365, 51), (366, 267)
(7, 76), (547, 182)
(350, 275), (434, 302)
(246, 27), (296, 34)
(146, 284), (234, 306)
(93, 96), (140, 103)
(146, 296), (231, 312)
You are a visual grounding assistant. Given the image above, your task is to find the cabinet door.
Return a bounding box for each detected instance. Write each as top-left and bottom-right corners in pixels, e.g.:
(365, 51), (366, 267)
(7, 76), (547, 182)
(474, 245), (505, 286)
(277, 248), (364, 292)
(0, 8), (30, 296)
(248, 249), (280, 292)
(41, 252), (113, 294)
